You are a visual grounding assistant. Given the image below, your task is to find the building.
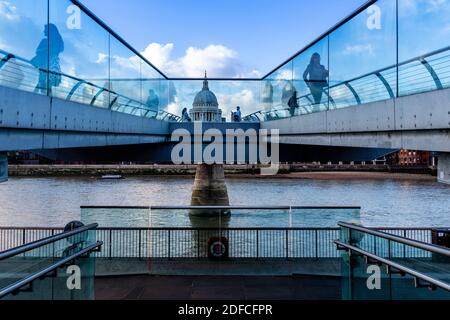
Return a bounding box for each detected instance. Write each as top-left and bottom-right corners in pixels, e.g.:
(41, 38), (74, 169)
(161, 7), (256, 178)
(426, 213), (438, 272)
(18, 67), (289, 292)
(189, 72), (223, 122)
(394, 150), (432, 166)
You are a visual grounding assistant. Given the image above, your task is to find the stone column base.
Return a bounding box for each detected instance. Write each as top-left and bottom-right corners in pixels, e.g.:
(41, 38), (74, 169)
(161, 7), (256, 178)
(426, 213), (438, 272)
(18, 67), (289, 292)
(438, 153), (450, 184)
(191, 164), (230, 215)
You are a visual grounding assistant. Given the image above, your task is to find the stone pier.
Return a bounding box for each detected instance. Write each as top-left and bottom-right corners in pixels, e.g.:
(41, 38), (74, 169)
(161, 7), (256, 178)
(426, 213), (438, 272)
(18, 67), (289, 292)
(438, 153), (450, 184)
(191, 164), (230, 215)
(0, 153), (7, 183)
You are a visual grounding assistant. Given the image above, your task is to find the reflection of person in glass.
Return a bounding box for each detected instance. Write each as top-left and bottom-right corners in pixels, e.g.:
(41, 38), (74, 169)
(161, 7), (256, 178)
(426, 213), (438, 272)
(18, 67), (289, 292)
(303, 53), (328, 108)
(287, 91), (299, 117)
(146, 89), (160, 110)
(31, 24), (64, 95)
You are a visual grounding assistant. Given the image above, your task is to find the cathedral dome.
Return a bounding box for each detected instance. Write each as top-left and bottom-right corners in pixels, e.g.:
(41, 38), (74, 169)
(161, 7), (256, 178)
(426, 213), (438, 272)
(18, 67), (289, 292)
(189, 72), (223, 122)
(193, 74), (219, 108)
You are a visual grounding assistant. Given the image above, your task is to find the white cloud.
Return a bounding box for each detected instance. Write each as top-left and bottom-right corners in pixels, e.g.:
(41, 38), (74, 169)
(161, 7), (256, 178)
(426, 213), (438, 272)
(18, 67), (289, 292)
(141, 42), (257, 78)
(275, 69), (293, 81)
(0, 1), (20, 22)
(96, 53), (108, 64)
(217, 89), (257, 116)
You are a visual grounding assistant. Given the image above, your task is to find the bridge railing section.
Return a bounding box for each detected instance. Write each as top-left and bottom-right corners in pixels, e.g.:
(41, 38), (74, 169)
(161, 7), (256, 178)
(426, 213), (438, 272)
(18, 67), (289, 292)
(244, 0), (450, 122)
(0, 226), (433, 260)
(336, 222), (450, 300)
(0, 0), (179, 122)
(0, 223), (102, 300)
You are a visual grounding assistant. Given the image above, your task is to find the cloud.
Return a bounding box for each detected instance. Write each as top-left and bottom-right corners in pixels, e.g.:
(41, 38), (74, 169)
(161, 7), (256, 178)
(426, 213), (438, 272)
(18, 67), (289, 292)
(217, 89), (257, 116)
(275, 69), (293, 81)
(0, 1), (20, 22)
(141, 42), (257, 78)
(96, 53), (108, 64)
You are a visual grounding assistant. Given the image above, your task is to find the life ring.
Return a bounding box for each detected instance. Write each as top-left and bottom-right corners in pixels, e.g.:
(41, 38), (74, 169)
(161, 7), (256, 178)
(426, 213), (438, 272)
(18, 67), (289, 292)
(208, 237), (229, 260)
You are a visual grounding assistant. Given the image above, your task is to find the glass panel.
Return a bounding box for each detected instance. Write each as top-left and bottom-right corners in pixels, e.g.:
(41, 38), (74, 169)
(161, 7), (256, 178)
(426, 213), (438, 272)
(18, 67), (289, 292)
(0, 229), (97, 300)
(265, 61), (294, 120)
(398, 0), (450, 95)
(141, 62), (163, 118)
(329, 0), (397, 107)
(169, 80), (261, 122)
(293, 37), (329, 114)
(0, 0), (48, 93)
(110, 38), (141, 110)
(49, 0), (110, 106)
(340, 226), (450, 300)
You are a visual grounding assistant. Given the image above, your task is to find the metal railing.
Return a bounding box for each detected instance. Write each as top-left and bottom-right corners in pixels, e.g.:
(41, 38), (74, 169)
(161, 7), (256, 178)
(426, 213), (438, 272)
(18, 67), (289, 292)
(335, 222), (450, 292)
(0, 225), (434, 260)
(244, 45), (450, 122)
(0, 223), (103, 299)
(0, 49), (181, 122)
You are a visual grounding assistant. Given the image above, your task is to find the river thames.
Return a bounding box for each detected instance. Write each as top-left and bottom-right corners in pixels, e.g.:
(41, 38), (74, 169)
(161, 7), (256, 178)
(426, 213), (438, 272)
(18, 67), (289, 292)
(0, 174), (449, 228)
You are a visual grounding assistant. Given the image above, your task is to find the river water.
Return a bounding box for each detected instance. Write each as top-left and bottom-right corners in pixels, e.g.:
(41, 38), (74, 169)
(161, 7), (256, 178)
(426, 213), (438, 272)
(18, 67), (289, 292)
(0, 176), (449, 228)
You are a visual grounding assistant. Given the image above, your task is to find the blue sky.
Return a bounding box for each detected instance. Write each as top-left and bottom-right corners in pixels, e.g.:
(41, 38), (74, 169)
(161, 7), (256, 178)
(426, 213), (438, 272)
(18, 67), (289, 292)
(79, 0), (367, 77)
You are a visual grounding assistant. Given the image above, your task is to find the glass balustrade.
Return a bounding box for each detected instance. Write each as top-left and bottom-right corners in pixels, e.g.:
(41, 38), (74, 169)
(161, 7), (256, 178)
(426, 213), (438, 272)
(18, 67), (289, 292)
(339, 224), (450, 300)
(1, 0), (450, 124)
(0, 226), (99, 300)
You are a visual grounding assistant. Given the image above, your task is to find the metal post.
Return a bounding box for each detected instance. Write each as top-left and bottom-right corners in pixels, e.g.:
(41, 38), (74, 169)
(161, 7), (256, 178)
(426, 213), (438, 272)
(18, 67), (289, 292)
(22, 229), (26, 246)
(197, 230), (200, 260)
(109, 229), (112, 259)
(403, 230), (407, 258)
(256, 230), (259, 260)
(285, 229), (289, 260)
(168, 230), (171, 260)
(315, 229), (319, 260)
(138, 229), (142, 260)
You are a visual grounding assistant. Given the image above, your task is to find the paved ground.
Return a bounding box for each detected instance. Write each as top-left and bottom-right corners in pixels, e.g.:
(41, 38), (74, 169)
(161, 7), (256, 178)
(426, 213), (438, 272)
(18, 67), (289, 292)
(95, 275), (341, 300)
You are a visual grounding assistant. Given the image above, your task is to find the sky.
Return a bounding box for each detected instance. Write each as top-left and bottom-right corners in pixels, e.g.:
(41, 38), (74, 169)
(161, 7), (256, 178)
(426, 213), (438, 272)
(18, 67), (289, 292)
(79, 0), (367, 78)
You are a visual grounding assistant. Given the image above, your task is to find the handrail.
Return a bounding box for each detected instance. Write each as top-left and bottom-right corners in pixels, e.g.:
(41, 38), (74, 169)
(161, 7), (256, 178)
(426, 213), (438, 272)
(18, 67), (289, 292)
(0, 226), (439, 231)
(244, 45), (450, 121)
(0, 223), (98, 261)
(334, 240), (450, 292)
(338, 222), (450, 258)
(0, 241), (103, 299)
(0, 49), (181, 122)
(80, 205), (361, 210)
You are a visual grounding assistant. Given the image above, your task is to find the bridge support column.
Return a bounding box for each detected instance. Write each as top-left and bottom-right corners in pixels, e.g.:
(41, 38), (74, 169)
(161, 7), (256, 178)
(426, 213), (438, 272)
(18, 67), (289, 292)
(191, 164), (230, 215)
(438, 153), (450, 184)
(0, 153), (8, 183)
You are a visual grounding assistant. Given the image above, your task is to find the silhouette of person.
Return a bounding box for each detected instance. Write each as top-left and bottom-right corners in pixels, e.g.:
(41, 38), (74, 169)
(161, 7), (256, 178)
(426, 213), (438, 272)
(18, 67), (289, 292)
(281, 81), (296, 108)
(287, 91), (299, 117)
(181, 108), (191, 122)
(234, 106), (242, 122)
(31, 24), (64, 95)
(146, 89), (160, 111)
(303, 53), (329, 109)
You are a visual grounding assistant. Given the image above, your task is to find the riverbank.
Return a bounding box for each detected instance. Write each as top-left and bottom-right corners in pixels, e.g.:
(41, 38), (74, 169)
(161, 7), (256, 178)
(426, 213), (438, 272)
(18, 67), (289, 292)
(8, 164), (436, 180)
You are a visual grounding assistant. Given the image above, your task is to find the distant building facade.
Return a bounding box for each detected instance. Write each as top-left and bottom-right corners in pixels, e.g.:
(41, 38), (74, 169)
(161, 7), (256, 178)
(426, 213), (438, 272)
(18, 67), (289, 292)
(388, 150), (432, 166)
(189, 73), (223, 122)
